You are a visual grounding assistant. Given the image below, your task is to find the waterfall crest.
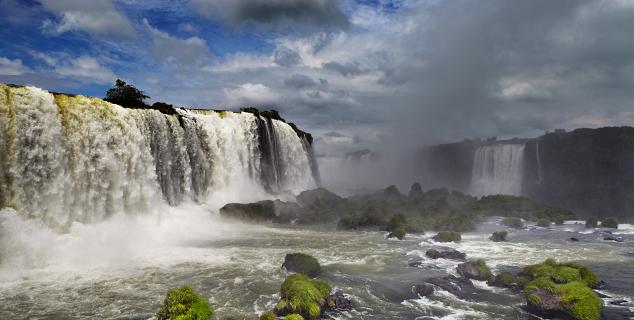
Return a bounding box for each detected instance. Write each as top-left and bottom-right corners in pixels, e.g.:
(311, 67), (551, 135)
(469, 143), (525, 197)
(0, 84), (317, 229)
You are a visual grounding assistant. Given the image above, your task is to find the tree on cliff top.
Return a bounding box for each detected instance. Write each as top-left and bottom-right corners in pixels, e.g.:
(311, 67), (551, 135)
(105, 79), (149, 108)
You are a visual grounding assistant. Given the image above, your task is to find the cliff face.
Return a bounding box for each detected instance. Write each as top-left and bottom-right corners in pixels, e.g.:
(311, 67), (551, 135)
(420, 127), (634, 220)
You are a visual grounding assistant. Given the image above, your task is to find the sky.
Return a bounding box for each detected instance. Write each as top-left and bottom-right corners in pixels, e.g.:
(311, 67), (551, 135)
(1, 0), (634, 156)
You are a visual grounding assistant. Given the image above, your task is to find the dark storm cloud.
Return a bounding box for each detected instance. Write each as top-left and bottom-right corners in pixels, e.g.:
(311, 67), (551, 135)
(284, 73), (316, 88)
(191, 0), (349, 29)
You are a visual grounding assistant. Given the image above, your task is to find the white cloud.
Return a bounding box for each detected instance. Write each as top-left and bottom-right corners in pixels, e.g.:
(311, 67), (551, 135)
(54, 55), (116, 83)
(0, 57), (31, 76)
(203, 52), (273, 73)
(39, 0), (135, 38)
(143, 19), (212, 66)
(223, 83), (280, 106)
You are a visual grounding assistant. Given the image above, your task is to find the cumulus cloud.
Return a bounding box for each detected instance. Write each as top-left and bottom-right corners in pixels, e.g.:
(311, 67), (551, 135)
(273, 46), (303, 67)
(39, 0), (135, 38)
(283, 74), (316, 88)
(0, 57), (31, 76)
(53, 55), (116, 83)
(191, 0), (349, 29)
(143, 19), (213, 67)
(224, 83), (281, 107)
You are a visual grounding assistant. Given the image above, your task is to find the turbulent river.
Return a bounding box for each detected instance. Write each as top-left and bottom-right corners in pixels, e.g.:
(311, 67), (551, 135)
(1, 206), (632, 320)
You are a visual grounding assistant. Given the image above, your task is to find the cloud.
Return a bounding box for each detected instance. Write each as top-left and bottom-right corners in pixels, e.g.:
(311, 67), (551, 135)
(322, 61), (363, 77)
(0, 57), (32, 76)
(39, 0), (135, 39)
(284, 73), (316, 88)
(273, 46), (303, 67)
(223, 83), (280, 107)
(54, 55), (116, 83)
(191, 0), (349, 29)
(143, 19), (213, 67)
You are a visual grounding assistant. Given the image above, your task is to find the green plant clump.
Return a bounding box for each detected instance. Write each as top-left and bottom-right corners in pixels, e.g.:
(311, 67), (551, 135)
(388, 226), (406, 240)
(537, 218), (550, 227)
(432, 231), (461, 242)
(488, 273), (516, 288)
(282, 253), (321, 277)
(283, 314), (305, 320)
(474, 259), (493, 280)
(601, 217), (618, 229)
(156, 286), (213, 320)
(490, 230), (508, 242)
(259, 311), (276, 320)
(585, 216), (598, 228)
(502, 217), (524, 229)
(274, 274), (332, 320)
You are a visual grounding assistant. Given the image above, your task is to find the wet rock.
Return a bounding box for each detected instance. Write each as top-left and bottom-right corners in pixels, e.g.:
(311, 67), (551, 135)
(525, 288), (572, 319)
(569, 237), (580, 242)
(487, 273), (521, 291)
(432, 231), (461, 242)
(604, 235), (624, 242)
(296, 188), (346, 210)
(609, 299), (628, 306)
(282, 253), (321, 278)
(325, 290), (352, 310)
(220, 201), (276, 222)
(490, 230), (508, 242)
(425, 248), (466, 261)
(425, 275), (475, 299)
(412, 283), (435, 297)
(457, 259), (492, 281)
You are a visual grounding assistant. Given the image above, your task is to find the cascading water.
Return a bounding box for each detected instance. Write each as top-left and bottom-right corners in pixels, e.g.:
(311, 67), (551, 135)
(469, 143), (525, 197)
(0, 84), (318, 229)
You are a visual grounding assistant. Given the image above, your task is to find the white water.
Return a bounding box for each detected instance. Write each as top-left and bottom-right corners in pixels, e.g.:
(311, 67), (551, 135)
(469, 144), (525, 197)
(0, 84), (317, 230)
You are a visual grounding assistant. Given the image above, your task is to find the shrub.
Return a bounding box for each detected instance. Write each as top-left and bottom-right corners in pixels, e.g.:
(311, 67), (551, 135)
(260, 311), (276, 320)
(537, 218), (550, 227)
(104, 79), (149, 108)
(502, 217), (524, 229)
(585, 216), (598, 228)
(432, 231), (461, 242)
(601, 217), (618, 229)
(156, 286), (213, 320)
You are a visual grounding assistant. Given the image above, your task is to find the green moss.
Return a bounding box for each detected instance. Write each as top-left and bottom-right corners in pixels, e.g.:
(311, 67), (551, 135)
(553, 266), (582, 284)
(388, 227), (406, 240)
(432, 231), (461, 242)
(260, 311), (276, 320)
(537, 218), (550, 227)
(274, 274), (331, 320)
(585, 216), (598, 228)
(490, 273), (516, 287)
(556, 281), (602, 320)
(601, 217), (618, 229)
(282, 253), (321, 277)
(283, 314), (304, 320)
(522, 259), (599, 288)
(474, 259), (493, 280)
(156, 286), (213, 320)
(501, 217), (524, 229)
(490, 230), (508, 241)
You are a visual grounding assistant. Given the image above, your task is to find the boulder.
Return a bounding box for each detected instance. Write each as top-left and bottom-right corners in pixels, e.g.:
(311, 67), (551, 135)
(296, 188), (346, 210)
(569, 237), (580, 242)
(274, 274), (331, 320)
(425, 248), (466, 260)
(603, 235), (624, 242)
(219, 201), (276, 222)
(425, 275), (476, 299)
(490, 230), (508, 242)
(412, 283), (435, 297)
(282, 253), (321, 278)
(432, 231), (461, 242)
(456, 259), (492, 281)
(325, 290), (352, 310)
(487, 273), (521, 291)
(387, 227), (406, 240)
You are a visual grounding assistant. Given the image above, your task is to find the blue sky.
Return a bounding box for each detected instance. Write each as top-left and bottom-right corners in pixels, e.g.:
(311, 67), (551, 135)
(1, 0), (634, 155)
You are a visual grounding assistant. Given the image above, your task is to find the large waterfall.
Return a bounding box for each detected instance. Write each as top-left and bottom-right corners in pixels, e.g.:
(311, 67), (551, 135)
(0, 84), (317, 229)
(469, 143), (525, 197)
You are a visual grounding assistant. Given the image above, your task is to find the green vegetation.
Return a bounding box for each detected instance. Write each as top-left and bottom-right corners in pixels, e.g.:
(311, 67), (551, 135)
(585, 216), (598, 228)
(601, 217), (618, 229)
(490, 230), (508, 242)
(387, 226), (406, 240)
(274, 274), (332, 320)
(386, 214), (408, 239)
(537, 218), (550, 227)
(259, 311), (276, 320)
(521, 259), (602, 320)
(432, 231), (461, 242)
(473, 259), (492, 280)
(501, 217), (524, 229)
(488, 272), (517, 288)
(105, 79), (149, 108)
(283, 314), (305, 320)
(282, 253), (321, 278)
(156, 286), (213, 320)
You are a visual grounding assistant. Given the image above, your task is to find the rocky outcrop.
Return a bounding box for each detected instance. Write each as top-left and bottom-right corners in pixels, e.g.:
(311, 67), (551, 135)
(457, 259), (492, 281)
(490, 230), (508, 242)
(219, 200), (301, 223)
(425, 248), (466, 260)
(282, 253), (321, 278)
(424, 275), (476, 299)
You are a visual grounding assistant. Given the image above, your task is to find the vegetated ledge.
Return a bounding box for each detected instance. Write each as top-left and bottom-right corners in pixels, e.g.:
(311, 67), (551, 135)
(3, 82), (313, 145)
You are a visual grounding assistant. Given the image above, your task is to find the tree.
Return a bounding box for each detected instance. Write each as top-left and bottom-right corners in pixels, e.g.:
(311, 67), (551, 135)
(104, 79), (149, 108)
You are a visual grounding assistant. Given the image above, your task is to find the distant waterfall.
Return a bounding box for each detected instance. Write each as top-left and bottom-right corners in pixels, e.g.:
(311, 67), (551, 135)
(535, 141), (543, 184)
(469, 144), (525, 197)
(0, 84), (317, 229)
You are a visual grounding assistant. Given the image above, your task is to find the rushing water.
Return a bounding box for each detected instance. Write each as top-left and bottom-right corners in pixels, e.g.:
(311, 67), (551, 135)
(1, 207), (632, 320)
(470, 144), (526, 197)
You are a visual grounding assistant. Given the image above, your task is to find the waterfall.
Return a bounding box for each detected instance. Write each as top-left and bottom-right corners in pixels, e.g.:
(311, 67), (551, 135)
(469, 143), (525, 197)
(535, 141), (542, 184)
(0, 84), (317, 229)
